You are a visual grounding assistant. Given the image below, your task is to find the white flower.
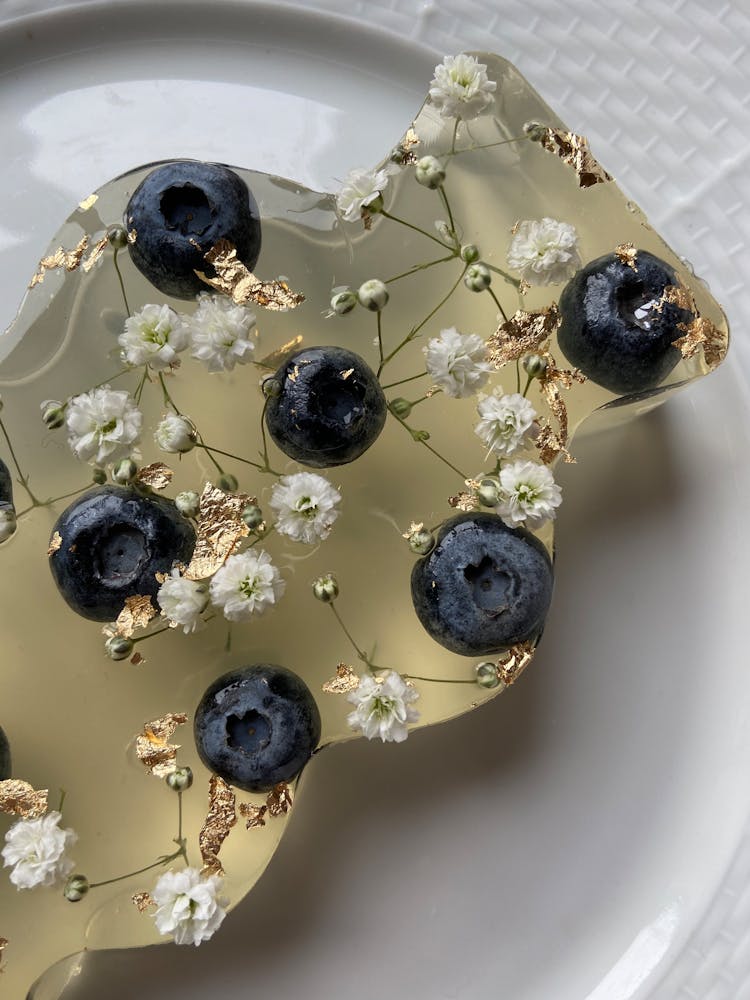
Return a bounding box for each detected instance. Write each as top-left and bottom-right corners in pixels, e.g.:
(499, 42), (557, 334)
(65, 386), (142, 465)
(474, 390), (537, 456)
(152, 867), (227, 946)
(423, 327), (491, 399)
(269, 473), (341, 545)
(154, 413), (196, 453)
(428, 54), (496, 122)
(157, 568), (209, 633)
(118, 304), (188, 370)
(507, 218), (581, 286)
(2, 811), (76, 890)
(336, 164), (397, 223)
(346, 671), (420, 743)
(209, 549), (285, 622)
(496, 459), (562, 528)
(186, 292), (257, 373)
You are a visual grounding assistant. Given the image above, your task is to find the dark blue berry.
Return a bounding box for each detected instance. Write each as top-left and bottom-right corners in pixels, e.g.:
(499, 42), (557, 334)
(0, 725), (10, 780)
(557, 250), (693, 395)
(411, 512), (554, 656)
(194, 664), (321, 793)
(0, 457), (13, 506)
(264, 346), (387, 467)
(48, 486), (196, 622)
(125, 161), (261, 299)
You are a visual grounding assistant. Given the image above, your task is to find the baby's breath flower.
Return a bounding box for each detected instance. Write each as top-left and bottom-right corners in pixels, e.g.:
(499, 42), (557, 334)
(357, 278), (389, 312)
(415, 155), (445, 189)
(423, 327), (491, 399)
(152, 867), (227, 946)
(336, 164), (397, 223)
(2, 811), (76, 890)
(507, 218), (581, 286)
(474, 390), (537, 456)
(209, 549), (285, 622)
(154, 413), (196, 454)
(65, 386), (142, 466)
(186, 292), (257, 373)
(346, 670), (420, 743)
(269, 473), (341, 545)
(157, 568), (209, 634)
(428, 53), (496, 121)
(496, 459), (562, 529)
(118, 304), (188, 370)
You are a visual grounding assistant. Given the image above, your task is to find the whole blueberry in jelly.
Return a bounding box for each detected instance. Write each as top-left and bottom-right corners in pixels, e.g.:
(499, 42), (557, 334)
(194, 664), (321, 793)
(0, 725), (10, 780)
(125, 160), (261, 299)
(557, 250), (694, 395)
(264, 346), (387, 468)
(411, 512), (554, 656)
(48, 486), (196, 622)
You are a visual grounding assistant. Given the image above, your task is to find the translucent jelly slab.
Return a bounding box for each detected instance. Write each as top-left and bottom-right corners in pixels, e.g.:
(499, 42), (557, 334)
(0, 53), (727, 999)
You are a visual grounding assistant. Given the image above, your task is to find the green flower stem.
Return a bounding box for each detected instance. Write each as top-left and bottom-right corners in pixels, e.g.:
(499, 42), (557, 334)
(259, 397), (277, 476)
(378, 265), (467, 375)
(384, 254), (456, 284)
(57, 789), (67, 813)
(522, 373), (534, 398)
(380, 371), (428, 391)
(379, 209), (451, 249)
(225, 625), (232, 653)
(112, 247), (131, 317)
(388, 409), (468, 481)
(0, 414), (40, 506)
(485, 262), (521, 288)
(401, 673), (477, 685)
(248, 525), (275, 548)
(407, 393), (434, 408)
(329, 602), (372, 669)
(131, 625), (172, 645)
(486, 285), (508, 323)
(516, 360), (521, 395)
(88, 846), (185, 891)
(158, 373), (182, 415)
(134, 367), (150, 406)
(16, 483), (90, 519)
(438, 185), (456, 240)
(444, 134), (529, 158)
(195, 442), (269, 475)
(177, 790), (189, 868)
(376, 311), (384, 370)
(450, 119), (459, 155)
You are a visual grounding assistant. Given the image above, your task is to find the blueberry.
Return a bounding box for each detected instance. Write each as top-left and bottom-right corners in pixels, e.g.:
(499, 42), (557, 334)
(0, 725), (10, 780)
(0, 457), (12, 505)
(125, 161), (261, 299)
(411, 512), (554, 656)
(557, 250), (694, 395)
(48, 486), (196, 622)
(264, 346), (387, 468)
(194, 664), (321, 793)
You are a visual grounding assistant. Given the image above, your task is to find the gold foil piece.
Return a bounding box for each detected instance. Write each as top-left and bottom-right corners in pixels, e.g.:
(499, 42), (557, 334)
(29, 236), (89, 287)
(487, 304), (560, 366)
(257, 335), (304, 370)
(266, 782), (293, 817)
(674, 316), (728, 369)
(134, 712), (188, 778)
(322, 663), (360, 694)
(519, 279), (531, 296)
(661, 282), (697, 313)
(135, 463), (173, 490)
(130, 652), (145, 666)
(113, 595), (156, 638)
(197, 240), (305, 311)
(131, 892), (154, 913)
(449, 491), (480, 512)
(0, 937), (7, 968)
(183, 482), (253, 580)
(538, 127), (612, 188)
(127, 229), (137, 244)
(47, 532), (62, 557)
(0, 780), (48, 819)
(239, 803), (268, 829)
(615, 242), (638, 270)
(496, 642), (536, 685)
(393, 126), (421, 164)
(199, 775), (237, 876)
(535, 353), (586, 464)
(81, 235), (109, 273)
(78, 194), (98, 211)
(402, 521), (424, 539)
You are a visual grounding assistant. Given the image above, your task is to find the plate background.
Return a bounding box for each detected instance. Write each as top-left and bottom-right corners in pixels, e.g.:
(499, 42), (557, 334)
(1, 1), (748, 998)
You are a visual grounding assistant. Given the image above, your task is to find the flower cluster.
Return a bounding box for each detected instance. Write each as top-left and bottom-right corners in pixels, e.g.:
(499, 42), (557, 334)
(157, 569), (209, 634)
(495, 459), (562, 529)
(2, 812), (76, 890)
(65, 386), (142, 466)
(152, 867), (227, 947)
(336, 164), (397, 223)
(346, 671), (420, 743)
(428, 53), (496, 121)
(119, 304), (187, 370)
(209, 549), (285, 622)
(269, 472), (341, 544)
(475, 390), (536, 456)
(424, 327), (491, 399)
(507, 218), (581, 286)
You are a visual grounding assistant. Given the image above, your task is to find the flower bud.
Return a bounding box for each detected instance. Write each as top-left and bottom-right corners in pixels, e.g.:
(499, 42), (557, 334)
(522, 353), (548, 379)
(475, 661), (500, 688)
(64, 874), (90, 902)
(105, 636), (134, 661)
(91, 467), (107, 485)
(476, 477), (501, 507)
(166, 766), (194, 792)
(312, 574), (339, 603)
(218, 472), (238, 493)
(41, 400), (65, 430)
(523, 120), (548, 142)
(415, 155), (446, 189)
(154, 413), (196, 454)
(407, 527), (434, 556)
(0, 505), (17, 543)
(365, 193), (384, 215)
(241, 504), (264, 530)
(261, 376), (282, 399)
(464, 262), (491, 292)
(107, 225), (129, 249)
(357, 278), (389, 312)
(330, 289), (358, 315)
(175, 490), (200, 519)
(460, 244), (480, 263)
(388, 397), (412, 419)
(112, 458), (138, 485)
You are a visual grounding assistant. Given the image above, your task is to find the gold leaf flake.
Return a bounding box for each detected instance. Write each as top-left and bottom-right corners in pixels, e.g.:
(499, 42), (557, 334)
(534, 352), (586, 464)
(340, 368), (354, 380)
(519, 279), (531, 295)
(131, 892), (154, 912)
(130, 652), (145, 666)
(81, 235), (109, 273)
(239, 802), (268, 829)
(113, 594), (156, 638)
(136, 462), (173, 490)
(257, 335), (304, 370)
(197, 240), (304, 311)
(47, 532), (63, 557)
(673, 316), (728, 369)
(29, 235), (89, 287)
(0, 937), (7, 968)
(78, 193), (98, 211)
(660, 282), (697, 313)
(487, 304), (560, 367)
(538, 127), (612, 188)
(449, 491), (480, 512)
(402, 521), (424, 540)
(496, 642), (536, 685)
(323, 663), (360, 694)
(393, 126), (421, 165)
(266, 782), (293, 817)
(361, 210), (374, 231)
(134, 712), (188, 778)
(614, 242), (638, 271)
(127, 229), (137, 244)
(199, 775), (237, 876)
(0, 779), (48, 818)
(183, 482), (253, 581)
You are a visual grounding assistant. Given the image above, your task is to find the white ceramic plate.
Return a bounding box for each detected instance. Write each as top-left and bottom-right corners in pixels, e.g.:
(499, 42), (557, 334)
(2, 2), (748, 998)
